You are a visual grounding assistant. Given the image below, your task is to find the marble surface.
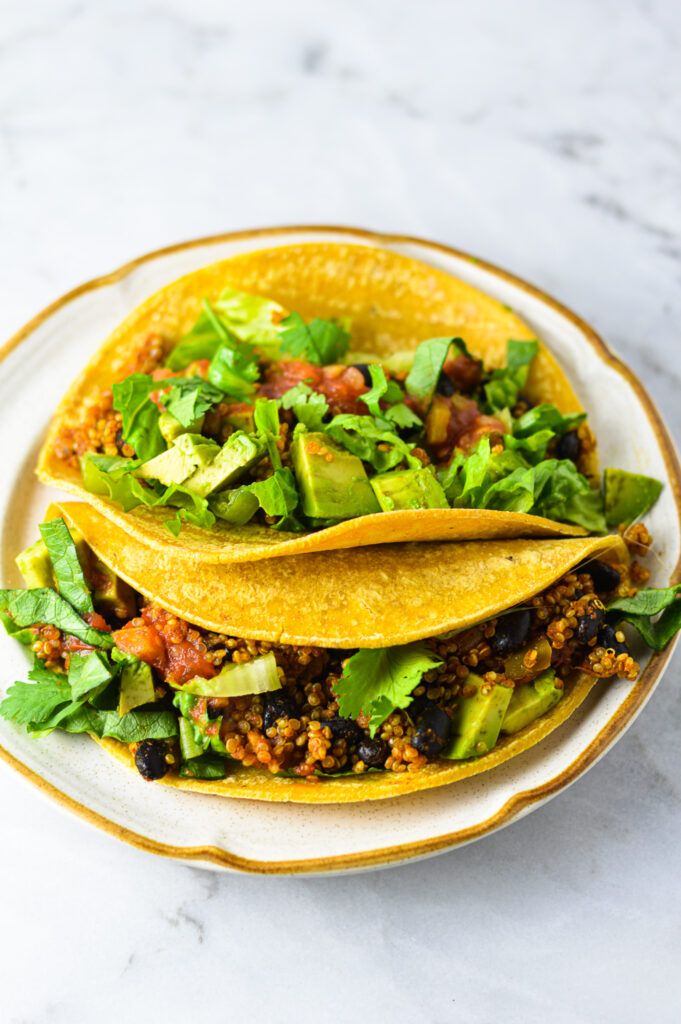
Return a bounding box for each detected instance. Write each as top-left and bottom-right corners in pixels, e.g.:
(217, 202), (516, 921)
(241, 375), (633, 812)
(1, 1), (680, 1021)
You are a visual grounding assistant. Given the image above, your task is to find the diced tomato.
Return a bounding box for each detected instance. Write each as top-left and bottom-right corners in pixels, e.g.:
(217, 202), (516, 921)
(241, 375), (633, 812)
(113, 625), (167, 671)
(260, 360), (368, 416)
(427, 394), (507, 461)
(442, 354), (482, 393)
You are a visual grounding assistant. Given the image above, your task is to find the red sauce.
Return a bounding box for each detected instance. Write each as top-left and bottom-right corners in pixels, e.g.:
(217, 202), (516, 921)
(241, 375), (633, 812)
(113, 605), (216, 686)
(260, 360), (368, 415)
(427, 395), (507, 461)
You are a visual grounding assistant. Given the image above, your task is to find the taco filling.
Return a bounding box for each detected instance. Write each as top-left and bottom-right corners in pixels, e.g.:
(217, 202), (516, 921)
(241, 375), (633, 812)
(47, 283), (661, 539)
(2, 517), (678, 788)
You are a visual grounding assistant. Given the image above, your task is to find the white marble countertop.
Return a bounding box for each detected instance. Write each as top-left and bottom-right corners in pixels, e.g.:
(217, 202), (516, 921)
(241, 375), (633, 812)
(1, 1), (680, 1021)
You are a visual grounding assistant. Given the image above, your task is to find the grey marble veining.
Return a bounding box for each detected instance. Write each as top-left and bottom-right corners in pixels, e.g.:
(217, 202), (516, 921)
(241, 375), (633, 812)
(1, 1), (680, 1022)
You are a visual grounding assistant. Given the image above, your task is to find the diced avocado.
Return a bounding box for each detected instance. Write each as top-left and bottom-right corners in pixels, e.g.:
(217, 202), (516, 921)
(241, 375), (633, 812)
(290, 431), (381, 519)
(16, 525), (89, 589)
(444, 673), (513, 759)
(137, 433), (220, 487)
(16, 538), (56, 589)
(159, 410), (205, 443)
(184, 432), (265, 498)
(117, 660), (157, 717)
(500, 670), (563, 735)
(604, 467), (663, 528)
(91, 557), (138, 620)
(371, 467), (449, 512)
(209, 487), (260, 525)
(224, 407), (255, 433)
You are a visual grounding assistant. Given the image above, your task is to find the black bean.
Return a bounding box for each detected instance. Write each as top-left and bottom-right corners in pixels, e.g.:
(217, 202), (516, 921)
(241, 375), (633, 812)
(576, 599), (606, 644)
(557, 431), (581, 462)
(409, 691), (437, 718)
(114, 428), (129, 456)
(412, 707), (452, 758)
(134, 739), (169, 781)
(357, 737), (390, 768)
(206, 699), (223, 720)
(596, 624), (629, 656)
(263, 692), (298, 732)
(435, 372), (456, 397)
(352, 364), (374, 387)
(325, 716), (363, 742)
(584, 560), (621, 594)
(490, 609), (532, 657)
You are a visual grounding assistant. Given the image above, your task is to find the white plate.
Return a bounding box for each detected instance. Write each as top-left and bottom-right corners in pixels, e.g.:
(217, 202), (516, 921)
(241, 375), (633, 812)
(1, 226), (679, 875)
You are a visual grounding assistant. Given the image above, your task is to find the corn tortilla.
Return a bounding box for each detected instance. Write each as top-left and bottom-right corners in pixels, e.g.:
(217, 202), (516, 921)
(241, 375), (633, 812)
(39, 243), (590, 563)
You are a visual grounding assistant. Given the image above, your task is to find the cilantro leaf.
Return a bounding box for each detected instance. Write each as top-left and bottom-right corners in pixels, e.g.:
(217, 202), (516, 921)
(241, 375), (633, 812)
(512, 403), (586, 439)
(252, 398), (282, 468)
(0, 658), (77, 731)
(280, 384), (329, 430)
(359, 366), (422, 431)
(162, 376), (225, 427)
(334, 642), (443, 736)
(607, 586), (681, 652)
(279, 312), (350, 366)
(0, 589), (114, 648)
(112, 373), (166, 462)
(39, 518), (93, 617)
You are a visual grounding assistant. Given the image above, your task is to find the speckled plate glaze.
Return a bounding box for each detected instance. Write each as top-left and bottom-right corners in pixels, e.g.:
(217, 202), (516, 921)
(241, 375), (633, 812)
(1, 226), (680, 875)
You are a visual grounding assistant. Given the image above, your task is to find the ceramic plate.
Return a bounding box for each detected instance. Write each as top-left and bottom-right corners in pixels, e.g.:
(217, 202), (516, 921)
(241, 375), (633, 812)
(1, 226), (679, 875)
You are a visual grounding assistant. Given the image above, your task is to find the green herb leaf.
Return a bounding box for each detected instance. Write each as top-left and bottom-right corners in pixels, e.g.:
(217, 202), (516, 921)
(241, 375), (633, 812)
(179, 753), (228, 779)
(512, 403), (586, 439)
(280, 383), (329, 430)
(0, 658), (78, 731)
(607, 586), (681, 652)
(38, 518), (93, 616)
(162, 376), (225, 427)
(167, 289), (286, 370)
(279, 312), (350, 366)
(0, 589), (114, 648)
(334, 642), (443, 736)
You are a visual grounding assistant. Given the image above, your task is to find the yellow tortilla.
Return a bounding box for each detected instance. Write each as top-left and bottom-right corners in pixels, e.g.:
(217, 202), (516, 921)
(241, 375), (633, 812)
(49, 501), (626, 803)
(38, 243), (590, 563)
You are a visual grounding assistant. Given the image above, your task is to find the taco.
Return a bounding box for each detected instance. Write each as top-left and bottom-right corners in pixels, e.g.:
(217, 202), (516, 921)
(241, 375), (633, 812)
(1, 502), (678, 804)
(37, 243), (663, 562)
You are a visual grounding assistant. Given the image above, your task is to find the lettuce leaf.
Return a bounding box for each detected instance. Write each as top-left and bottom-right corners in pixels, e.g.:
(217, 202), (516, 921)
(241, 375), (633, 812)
(325, 414), (420, 472)
(0, 588), (114, 648)
(167, 289), (286, 370)
(280, 384), (329, 430)
(279, 312), (350, 366)
(39, 518), (93, 616)
(60, 705), (178, 741)
(244, 468), (299, 518)
(334, 642), (442, 736)
(207, 344), (259, 401)
(360, 366), (422, 431)
(112, 373), (166, 462)
(484, 340), (538, 412)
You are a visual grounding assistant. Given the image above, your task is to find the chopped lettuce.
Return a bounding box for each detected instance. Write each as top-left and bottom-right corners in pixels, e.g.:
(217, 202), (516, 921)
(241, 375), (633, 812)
(334, 642), (442, 736)
(112, 373), (166, 462)
(207, 344), (259, 401)
(483, 340), (539, 413)
(404, 337), (454, 405)
(39, 518), (93, 616)
(325, 414), (420, 473)
(167, 289), (287, 370)
(173, 652), (281, 698)
(360, 366), (422, 431)
(0, 588), (114, 648)
(280, 383), (329, 430)
(244, 468), (299, 519)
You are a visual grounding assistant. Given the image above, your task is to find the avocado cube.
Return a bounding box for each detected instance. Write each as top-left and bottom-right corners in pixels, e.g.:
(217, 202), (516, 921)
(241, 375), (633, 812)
(500, 670), (563, 734)
(604, 467), (663, 528)
(184, 432), (265, 498)
(158, 410), (205, 444)
(91, 556), (138, 620)
(118, 660), (157, 717)
(224, 407), (255, 433)
(371, 467), (449, 512)
(209, 487), (260, 525)
(290, 432), (380, 520)
(444, 673), (513, 759)
(16, 538), (56, 589)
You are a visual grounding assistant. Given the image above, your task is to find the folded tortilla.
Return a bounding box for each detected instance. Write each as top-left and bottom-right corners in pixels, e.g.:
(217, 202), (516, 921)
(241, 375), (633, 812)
(53, 501), (624, 803)
(38, 243), (592, 563)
